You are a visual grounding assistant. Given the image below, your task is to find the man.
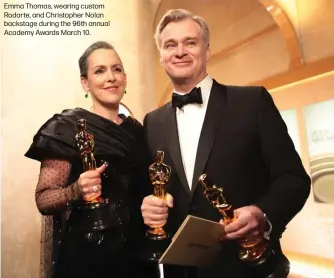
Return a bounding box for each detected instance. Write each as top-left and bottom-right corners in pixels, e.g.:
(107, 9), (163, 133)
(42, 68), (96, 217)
(141, 8), (310, 278)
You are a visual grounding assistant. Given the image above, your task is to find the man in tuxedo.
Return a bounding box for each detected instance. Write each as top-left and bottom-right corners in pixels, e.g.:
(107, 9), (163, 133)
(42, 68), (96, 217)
(141, 8), (310, 278)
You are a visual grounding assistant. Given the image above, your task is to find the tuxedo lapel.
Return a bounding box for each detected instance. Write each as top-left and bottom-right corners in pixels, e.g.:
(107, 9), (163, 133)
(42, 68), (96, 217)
(165, 105), (191, 196)
(191, 81), (227, 196)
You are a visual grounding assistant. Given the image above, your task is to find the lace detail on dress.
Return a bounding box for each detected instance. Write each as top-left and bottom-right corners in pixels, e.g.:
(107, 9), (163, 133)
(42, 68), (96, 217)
(36, 159), (79, 278)
(36, 159), (80, 214)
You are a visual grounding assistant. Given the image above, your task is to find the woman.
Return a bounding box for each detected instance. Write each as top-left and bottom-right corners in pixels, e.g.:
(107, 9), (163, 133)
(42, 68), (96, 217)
(25, 41), (155, 278)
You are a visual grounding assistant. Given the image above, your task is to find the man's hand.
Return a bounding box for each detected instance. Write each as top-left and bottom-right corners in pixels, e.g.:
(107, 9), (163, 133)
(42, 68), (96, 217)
(141, 193), (173, 227)
(220, 205), (265, 241)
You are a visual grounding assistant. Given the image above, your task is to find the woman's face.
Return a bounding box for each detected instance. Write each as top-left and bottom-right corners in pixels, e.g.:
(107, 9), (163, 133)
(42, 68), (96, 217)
(81, 48), (127, 107)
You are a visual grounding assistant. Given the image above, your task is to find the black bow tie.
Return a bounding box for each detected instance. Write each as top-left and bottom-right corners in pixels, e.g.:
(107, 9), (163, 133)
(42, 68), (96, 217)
(172, 87), (203, 109)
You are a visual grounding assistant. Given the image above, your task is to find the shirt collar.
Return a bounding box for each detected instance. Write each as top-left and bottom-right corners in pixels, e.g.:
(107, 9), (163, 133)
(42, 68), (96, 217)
(195, 75), (213, 105)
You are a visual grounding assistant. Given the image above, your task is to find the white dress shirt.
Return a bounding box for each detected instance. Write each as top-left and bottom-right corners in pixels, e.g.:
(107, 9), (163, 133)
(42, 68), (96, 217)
(159, 76), (213, 277)
(174, 75), (213, 189)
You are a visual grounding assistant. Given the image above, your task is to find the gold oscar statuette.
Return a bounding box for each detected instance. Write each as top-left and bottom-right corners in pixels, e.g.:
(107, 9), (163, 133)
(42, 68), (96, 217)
(199, 174), (270, 265)
(146, 150), (171, 240)
(141, 150), (172, 263)
(75, 118), (108, 204)
(74, 119), (111, 232)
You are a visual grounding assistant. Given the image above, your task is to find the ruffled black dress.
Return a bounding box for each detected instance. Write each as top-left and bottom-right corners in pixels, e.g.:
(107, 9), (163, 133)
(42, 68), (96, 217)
(25, 108), (155, 278)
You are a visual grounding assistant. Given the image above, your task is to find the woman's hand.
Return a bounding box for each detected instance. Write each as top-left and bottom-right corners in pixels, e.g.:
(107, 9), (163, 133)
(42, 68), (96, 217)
(77, 164), (107, 201)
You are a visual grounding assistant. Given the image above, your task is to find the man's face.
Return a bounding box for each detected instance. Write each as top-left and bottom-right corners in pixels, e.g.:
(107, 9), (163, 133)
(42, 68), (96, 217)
(158, 18), (210, 84)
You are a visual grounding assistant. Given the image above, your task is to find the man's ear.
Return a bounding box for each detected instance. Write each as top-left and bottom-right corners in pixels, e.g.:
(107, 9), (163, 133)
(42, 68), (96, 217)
(206, 44), (211, 62)
(159, 52), (164, 65)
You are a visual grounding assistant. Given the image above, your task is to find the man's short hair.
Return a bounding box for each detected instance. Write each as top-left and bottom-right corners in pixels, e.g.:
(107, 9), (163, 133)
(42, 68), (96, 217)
(154, 9), (210, 48)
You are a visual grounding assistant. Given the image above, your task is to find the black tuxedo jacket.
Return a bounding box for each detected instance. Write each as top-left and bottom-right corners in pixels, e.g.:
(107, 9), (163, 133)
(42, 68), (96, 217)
(143, 80), (310, 278)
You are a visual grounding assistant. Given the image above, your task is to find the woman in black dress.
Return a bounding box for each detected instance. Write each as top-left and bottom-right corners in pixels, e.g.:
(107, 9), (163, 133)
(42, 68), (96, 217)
(25, 41), (155, 278)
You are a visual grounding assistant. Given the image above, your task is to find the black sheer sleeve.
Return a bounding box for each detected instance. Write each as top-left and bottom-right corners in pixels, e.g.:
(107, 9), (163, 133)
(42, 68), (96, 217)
(36, 159), (81, 215)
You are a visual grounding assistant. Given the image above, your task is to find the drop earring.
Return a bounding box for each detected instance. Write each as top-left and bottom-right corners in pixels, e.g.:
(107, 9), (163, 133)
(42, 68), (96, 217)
(124, 90), (127, 94)
(85, 92), (89, 98)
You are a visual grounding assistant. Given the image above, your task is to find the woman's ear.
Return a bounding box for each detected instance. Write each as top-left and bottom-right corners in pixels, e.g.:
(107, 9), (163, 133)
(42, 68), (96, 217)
(80, 77), (89, 92)
(124, 73), (127, 88)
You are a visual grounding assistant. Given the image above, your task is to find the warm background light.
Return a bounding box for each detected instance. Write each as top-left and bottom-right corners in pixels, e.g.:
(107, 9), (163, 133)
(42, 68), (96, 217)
(2, 0), (157, 277)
